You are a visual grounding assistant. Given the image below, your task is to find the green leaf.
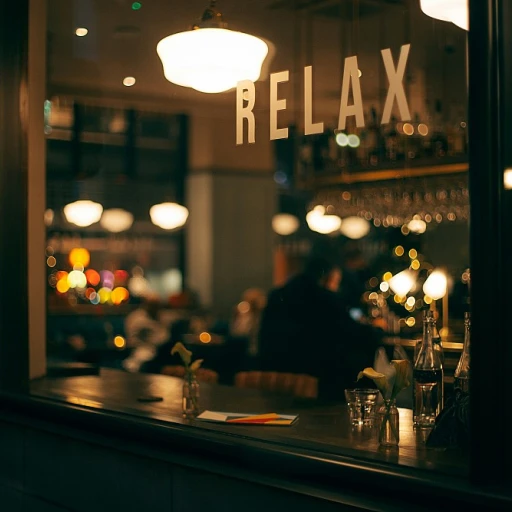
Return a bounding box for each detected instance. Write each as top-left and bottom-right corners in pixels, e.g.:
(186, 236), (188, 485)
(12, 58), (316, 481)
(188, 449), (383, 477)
(357, 367), (389, 397)
(189, 359), (204, 372)
(390, 359), (411, 398)
(170, 342), (192, 366)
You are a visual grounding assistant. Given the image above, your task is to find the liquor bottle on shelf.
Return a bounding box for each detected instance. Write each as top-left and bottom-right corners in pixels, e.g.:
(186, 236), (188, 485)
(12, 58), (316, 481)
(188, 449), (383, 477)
(454, 312), (471, 393)
(413, 310), (444, 428)
(430, 100), (449, 158)
(384, 115), (399, 162)
(408, 113), (423, 160)
(366, 107), (382, 166)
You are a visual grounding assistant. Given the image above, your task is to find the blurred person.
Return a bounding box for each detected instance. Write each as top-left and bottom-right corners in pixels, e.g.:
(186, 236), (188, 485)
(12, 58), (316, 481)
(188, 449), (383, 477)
(229, 288), (267, 369)
(259, 256), (383, 401)
(122, 296), (169, 373)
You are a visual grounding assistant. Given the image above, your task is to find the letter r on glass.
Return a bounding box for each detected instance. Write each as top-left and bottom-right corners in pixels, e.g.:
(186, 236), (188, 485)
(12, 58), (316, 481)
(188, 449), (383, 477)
(381, 44), (411, 124)
(236, 80), (256, 145)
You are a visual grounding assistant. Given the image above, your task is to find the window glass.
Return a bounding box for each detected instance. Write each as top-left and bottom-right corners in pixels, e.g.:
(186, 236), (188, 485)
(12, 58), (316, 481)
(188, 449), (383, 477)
(40, 0), (470, 476)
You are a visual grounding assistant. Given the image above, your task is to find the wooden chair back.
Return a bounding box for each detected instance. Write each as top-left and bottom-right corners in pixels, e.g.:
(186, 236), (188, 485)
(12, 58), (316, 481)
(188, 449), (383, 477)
(234, 371), (318, 399)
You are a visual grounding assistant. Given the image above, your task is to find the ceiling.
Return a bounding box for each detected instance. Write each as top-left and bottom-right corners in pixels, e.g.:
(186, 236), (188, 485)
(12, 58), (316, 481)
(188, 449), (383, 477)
(46, 0), (467, 125)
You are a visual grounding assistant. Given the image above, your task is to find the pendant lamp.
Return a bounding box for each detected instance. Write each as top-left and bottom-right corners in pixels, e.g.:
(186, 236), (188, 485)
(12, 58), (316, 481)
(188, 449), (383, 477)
(150, 202), (189, 230)
(339, 216), (370, 239)
(100, 208), (134, 233)
(64, 200), (103, 227)
(157, 1), (269, 93)
(306, 206), (342, 235)
(420, 0), (468, 31)
(272, 214), (299, 236)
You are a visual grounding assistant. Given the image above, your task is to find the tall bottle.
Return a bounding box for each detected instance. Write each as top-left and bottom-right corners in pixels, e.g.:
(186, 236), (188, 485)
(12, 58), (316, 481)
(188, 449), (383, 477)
(413, 310), (444, 428)
(454, 312), (471, 393)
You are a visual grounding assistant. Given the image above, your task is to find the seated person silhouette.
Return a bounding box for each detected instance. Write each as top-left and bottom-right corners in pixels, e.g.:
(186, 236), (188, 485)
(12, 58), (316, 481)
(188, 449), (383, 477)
(259, 256), (382, 401)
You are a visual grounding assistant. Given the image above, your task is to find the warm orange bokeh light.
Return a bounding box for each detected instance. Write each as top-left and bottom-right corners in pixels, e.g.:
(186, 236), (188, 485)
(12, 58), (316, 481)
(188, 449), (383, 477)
(114, 335), (126, 348)
(56, 278), (70, 294)
(69, 248), (90, 268)
(111, 287), (129, 305)
(85, 269), (101, 286)
(199, 332), (212, 344)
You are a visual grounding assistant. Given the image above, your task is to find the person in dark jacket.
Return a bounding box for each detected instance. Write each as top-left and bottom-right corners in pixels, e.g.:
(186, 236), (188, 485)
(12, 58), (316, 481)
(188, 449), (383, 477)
(258, 256), (381, 401)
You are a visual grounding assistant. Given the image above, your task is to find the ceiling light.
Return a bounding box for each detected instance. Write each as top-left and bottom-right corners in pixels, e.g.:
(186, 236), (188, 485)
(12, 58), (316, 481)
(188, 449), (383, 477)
(75, 28), (88, 37)
(156, 1), (269, 93)
(272, 214), (299, 236)
(100, 209), (134, 233)
(150, 202), (189, 230)
(420, 0), (468, 31)
(123, 76), (136, 87)
(306, 206), (342, 234)
(339, 217), (370, 239)
(64, 200), (103, 227)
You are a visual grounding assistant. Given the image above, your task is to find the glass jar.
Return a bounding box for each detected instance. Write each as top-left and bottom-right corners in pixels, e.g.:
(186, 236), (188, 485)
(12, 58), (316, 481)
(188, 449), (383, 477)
(377, 399), (399, 447)
(182, 372), (200, 419)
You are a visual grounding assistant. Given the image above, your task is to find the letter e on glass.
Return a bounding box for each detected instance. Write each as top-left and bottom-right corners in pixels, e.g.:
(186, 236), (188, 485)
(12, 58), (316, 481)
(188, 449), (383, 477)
(270, 71), (289, 140)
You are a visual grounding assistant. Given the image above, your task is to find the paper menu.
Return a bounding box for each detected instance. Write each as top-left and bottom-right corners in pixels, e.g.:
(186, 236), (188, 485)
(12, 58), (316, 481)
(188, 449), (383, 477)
(196, 410), (298, 426)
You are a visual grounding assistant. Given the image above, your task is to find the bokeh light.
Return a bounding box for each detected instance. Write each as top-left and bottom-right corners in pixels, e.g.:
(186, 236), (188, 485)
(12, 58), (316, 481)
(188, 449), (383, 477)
(69, 248), (90, 268)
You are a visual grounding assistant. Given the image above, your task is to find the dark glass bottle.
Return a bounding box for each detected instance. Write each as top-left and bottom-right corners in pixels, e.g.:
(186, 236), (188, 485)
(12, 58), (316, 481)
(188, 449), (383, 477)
(413, 310), (444, 428)
(366, 107), (382, 166)
(454, 312), (471, 393)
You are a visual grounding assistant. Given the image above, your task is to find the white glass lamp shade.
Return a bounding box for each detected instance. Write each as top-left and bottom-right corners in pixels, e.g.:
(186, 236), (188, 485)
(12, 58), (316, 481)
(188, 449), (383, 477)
(150, 202), (189, 230)
(306, 206), (342, 234)
(420, 0), (468, 31)
(423, 270), (448, 300)
(389, 269), (416, 296)
(272, 214), (299, 236)
(64, 200), (103, 227)
(339, 216), (370, 239)
(157, 28), (269, 93)
(100, 208), (134, 233)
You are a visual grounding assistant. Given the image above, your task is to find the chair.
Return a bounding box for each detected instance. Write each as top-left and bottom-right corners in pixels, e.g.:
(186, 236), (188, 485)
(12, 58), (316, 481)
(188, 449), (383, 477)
(161, 365), (219, 384)
(234, 371), (318, 399)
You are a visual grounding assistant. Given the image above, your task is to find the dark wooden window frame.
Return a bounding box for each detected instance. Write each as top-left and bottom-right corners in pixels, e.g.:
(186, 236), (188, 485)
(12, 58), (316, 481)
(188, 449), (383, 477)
(0, 0), (511, 502)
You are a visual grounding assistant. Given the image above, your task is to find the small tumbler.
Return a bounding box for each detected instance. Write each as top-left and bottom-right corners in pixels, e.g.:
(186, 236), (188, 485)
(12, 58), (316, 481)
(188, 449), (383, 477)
(344, 388), (379, 426)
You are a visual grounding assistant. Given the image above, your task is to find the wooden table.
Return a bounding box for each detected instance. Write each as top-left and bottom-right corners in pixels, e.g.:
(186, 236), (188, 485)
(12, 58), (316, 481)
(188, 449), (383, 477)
(30, 368), (468, 478)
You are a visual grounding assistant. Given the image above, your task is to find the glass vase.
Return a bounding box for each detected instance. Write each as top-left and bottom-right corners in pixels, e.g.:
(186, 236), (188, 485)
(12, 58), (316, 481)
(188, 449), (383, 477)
(377, 399), (399, 447)
(182, 372), (200, 419)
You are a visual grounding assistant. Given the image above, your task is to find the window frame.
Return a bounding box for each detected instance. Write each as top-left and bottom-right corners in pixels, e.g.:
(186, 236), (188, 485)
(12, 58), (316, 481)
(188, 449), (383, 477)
(0, 0), (510, 493)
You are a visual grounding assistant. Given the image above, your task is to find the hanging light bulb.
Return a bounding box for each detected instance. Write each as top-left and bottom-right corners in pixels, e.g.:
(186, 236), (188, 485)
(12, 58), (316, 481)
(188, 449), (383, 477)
(420, 0), (468, 31)
(100, 208), (134, 233)
(64, 200), (103, 227)
(150, 202), (189, 230)
(272, 214), (299, 236)
(339, 216), (370, 239)
(306, 206), (342, 235)
(423, 269), (448, 300)
(156, 1), (269, 93)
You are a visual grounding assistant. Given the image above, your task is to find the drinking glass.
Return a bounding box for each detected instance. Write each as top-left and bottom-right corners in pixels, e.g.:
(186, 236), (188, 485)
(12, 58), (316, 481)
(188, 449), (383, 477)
(344, 388), (379, 426)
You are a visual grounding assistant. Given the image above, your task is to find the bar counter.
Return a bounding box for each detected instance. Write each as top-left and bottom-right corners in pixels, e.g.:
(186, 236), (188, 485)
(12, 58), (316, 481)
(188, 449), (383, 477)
(1, 369), (510, 511)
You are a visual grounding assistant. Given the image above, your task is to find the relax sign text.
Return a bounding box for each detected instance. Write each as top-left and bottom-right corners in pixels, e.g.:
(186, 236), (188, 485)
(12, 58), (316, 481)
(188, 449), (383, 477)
(236, 44), (411, 145)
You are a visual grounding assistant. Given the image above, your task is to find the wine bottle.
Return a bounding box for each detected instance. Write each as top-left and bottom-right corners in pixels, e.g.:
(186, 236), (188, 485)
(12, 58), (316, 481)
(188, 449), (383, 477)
(413, 310), (444, 428)
(454, 312), (470, 393)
